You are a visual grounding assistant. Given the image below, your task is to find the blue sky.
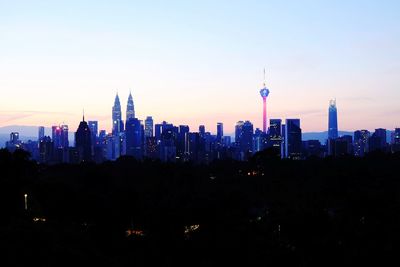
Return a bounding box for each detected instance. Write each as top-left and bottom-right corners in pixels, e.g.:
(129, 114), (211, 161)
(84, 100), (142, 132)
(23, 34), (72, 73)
(0, 0), (399, 133)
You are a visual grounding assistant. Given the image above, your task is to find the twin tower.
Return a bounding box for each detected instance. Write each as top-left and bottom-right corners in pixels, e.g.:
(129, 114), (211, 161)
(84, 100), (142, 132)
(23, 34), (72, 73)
(112, 91), (135, 135)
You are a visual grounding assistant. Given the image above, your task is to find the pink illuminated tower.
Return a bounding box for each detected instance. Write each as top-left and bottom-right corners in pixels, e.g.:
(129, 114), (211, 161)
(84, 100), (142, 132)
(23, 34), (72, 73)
(259, 69), (270, 133)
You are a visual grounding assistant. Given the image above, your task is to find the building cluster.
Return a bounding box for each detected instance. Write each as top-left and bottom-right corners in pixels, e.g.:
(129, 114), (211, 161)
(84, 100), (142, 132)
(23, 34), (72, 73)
(4, 85), (400, 163)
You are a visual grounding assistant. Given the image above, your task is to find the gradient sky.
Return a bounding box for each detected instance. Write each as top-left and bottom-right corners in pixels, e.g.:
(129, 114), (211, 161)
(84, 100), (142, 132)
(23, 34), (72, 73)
(1, 0), (399, 134)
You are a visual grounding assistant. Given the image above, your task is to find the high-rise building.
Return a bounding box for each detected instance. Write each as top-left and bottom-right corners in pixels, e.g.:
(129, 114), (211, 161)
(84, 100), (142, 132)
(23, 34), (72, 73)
(328, 99), (338, 140)
(155, 121), (173, 141)
(126, 91), (135, 121)
(38, 126), (45, 141)
(60, 124), (69, 149)
(368, 128), (387, 152)
(235, 120), (254, 160)
(284, 119), (302, 160)
(328, 136), (352, 157)
(88, 121), (98, 138)
(39, 136), (53, 163)
(88, 120), (99, 150)
(253, 128), (268, 153)
(199, 125), (206, 137)
(145, 116), (154, 137)
(177, 125), (189, 160)
(354, 130), (370, 157)
(259, 70), (270, 133)
(159, 127), (176, 162)
(75, 114), (92, 162)
(112, 93), (123, 135)
(235, 121), (244, 143)
(52, 126), (62, 148)
(392, 128), (400, 153)
(217, 122), (223, 142)
(302, 140), (322, 158)
(186, 132), (200, 162)
(281, 124), (286, 158)
(269, 119), (283, 149)
(10, 132), (19, 144)
(125, 118), (143, 159)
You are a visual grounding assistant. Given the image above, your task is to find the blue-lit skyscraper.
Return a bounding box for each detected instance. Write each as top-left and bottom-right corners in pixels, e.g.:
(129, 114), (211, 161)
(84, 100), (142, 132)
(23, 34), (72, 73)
(38, 126), (45, 141)
(328, 99), (338, 140)
(126, 91), (135, 121)
(145, 116), (154, 137)
(112, 93), (123, 135)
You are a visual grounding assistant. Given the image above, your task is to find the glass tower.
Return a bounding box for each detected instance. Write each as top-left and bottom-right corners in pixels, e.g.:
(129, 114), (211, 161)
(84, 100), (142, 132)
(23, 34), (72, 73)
(328, 99), (338, 140)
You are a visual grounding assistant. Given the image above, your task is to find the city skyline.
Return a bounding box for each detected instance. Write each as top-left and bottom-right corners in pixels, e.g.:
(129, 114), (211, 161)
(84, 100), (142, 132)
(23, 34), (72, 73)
(1, 1), (400, 133)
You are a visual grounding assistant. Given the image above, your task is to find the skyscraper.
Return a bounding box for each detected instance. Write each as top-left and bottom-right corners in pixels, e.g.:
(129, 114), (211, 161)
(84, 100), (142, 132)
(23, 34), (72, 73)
(10, 132), (19, 144)
(217, 122), (223, 142)
(75, 114), (92, 162)
(60, 124), (69, 149)
(145, 116), (154, 137)
(235, 120), (254, 160)
(52, 126), (62, 149)
(269, 119), (283, 149)
(284, 119), (302, 160)
(354, 130), (370, 157)
(328, 99), (338, 140)
(199, 125), (206, 137)
(392, 128), (400, 153)
(112, 93), (123, 135)
(259, 70), (270, 133)
(38, 126), (45, 141)
(88, 121), (98, 137)
(126, 91), (135, 121)
(125, 118), (143, 159)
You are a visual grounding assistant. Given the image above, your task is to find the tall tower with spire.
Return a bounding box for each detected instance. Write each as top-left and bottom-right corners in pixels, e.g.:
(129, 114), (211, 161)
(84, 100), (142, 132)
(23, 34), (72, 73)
(328, 99), (338, 140)
(126, 90), (135, 121)
(112, 92), (122, 135)
(259, 69), (270, 133)
(75, 110), (92, 162)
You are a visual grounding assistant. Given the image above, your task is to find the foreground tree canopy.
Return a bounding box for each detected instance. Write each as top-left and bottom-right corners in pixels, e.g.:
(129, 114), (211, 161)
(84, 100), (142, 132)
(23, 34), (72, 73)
(1, 148), (400, 266)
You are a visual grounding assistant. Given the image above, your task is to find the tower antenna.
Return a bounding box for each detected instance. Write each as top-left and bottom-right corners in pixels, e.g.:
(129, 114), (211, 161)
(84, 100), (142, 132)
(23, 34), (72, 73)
(83, 108), (85, 121)
(263, 68), (266, 87)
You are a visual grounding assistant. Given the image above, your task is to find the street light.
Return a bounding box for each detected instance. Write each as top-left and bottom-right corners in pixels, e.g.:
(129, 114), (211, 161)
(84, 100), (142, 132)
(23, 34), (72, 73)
(24, 194), (28, 211)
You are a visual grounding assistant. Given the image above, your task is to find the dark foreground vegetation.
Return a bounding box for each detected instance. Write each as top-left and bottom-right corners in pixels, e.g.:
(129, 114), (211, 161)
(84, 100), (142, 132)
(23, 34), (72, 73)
(1, 148), (400, 266)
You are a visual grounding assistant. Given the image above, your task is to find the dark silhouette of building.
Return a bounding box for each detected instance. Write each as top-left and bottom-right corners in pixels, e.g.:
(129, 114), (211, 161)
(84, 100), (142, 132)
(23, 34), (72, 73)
(217, 122), (223, 143)
(302, 140), (322, 158)
(284, 119), (302, 160)
(235, 120), (254, 160)
(177, 125), (189, 160)
(39, 136), (53, 163)
(369, 128), (387, 152)
(75, 114), (92, 162)
(125, 118), (143, 159)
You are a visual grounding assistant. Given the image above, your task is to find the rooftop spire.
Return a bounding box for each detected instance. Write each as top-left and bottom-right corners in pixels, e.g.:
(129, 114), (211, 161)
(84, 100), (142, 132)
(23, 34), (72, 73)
(82, 108), (85, 121)
(263, 68), (267, 87)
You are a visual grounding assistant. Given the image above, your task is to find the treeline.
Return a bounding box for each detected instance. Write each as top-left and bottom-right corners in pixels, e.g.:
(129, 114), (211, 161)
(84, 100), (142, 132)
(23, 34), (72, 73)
(1, 148), (400, 266)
